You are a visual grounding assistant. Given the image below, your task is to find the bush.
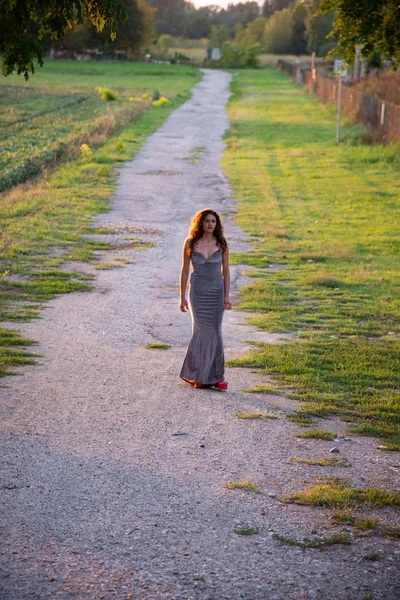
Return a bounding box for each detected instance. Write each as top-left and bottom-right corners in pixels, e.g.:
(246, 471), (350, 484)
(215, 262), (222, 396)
(152, 96), (169, 107)
(96, 87), (117, 101)
(220, 43), (261, 68)
(158, 34), (175, 49)
(170, 51), (191, 64)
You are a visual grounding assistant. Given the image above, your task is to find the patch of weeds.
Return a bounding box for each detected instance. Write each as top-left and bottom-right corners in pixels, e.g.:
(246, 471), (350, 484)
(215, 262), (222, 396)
(273, 532), (352, 549)
(0, 327), (36, 348)
(354, 517), (381, 531)
(187, 145), (204, 163)
(287, 412), (313, 426)
(380, 525), (400, 540)
(126, 239), (155, 250)
(283, 478), (400, 508)
(331, 512), (400, 538)
(377, 440), (400, 451)
(224, 480), (263, 494)
(112, 255), (134, 264)
(94, 261), (125, 270)
(287, 456), (351, 467)
(363, 551), (382, 561)
(0, 346), (40, 376)
(87, 226), (118, 235)
(331, 511), (356, 526)
(234, 527), (259, 536)
(295, 429), (336, 440)
(0, 272), (92, 304)
(244, 384), (284, 395)
(146, 343), (171, 350)
(96, 87), (117, 101)
(331, 512), (379, 531)
(234, 411), (279, 419)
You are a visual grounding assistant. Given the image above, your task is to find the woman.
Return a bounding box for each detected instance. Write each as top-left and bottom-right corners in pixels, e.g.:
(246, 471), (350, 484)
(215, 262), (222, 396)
(179, 208), (231, 389)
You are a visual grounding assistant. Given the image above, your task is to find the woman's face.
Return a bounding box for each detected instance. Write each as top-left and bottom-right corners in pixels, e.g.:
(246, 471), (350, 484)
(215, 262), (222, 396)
(203, 213), (217, 234)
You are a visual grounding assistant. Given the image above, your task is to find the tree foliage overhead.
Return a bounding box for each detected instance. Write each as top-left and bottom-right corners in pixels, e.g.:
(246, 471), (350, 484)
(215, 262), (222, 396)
(0, 0), (127, 79)
(59, 0), (155, 55)
(301, 0), (400, 66)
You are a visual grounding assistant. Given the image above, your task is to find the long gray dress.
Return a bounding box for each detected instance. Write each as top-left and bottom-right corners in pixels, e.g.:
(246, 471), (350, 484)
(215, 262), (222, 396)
(180, 249), (225, 385)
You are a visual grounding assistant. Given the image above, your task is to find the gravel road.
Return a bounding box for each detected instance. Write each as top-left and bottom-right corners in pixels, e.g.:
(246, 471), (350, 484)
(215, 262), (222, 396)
(1, 69), (399, 600)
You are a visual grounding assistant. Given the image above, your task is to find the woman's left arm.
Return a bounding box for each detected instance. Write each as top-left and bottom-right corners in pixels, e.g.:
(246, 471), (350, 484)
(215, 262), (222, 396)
(222, 247), (232, 310)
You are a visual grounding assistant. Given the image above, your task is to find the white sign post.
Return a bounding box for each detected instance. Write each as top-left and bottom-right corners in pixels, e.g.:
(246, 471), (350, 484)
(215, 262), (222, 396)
(334, 60), (347, 144)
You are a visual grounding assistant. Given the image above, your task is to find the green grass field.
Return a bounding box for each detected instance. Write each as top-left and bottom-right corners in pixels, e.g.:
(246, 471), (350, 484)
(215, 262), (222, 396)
(0, 60), (201, 376)
(223, 68), (400, 449)
(0, 60), (200, 191)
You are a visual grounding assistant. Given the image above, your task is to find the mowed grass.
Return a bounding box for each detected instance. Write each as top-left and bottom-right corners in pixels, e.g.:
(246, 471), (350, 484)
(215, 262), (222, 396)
(0, 60), (200, 190)
(223, 68), (400, 449)
(0, 61), (201, 375)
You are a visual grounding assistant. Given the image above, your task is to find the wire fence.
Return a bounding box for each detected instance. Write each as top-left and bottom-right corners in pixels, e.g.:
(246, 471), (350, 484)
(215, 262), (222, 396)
(277, 59), (400, 142)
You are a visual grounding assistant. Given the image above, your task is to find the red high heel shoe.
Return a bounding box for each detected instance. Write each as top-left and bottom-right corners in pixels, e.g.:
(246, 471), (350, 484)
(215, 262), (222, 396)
(193, 381), (203, 388)
(216, 380), (228, 390)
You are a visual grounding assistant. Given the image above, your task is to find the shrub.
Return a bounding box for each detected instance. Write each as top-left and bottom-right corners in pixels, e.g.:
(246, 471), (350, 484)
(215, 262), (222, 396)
(96, 87), (117, 101)
(80, 143), (92, 158)
(158, 34), (175, 49)
(220, 43), (261, 68)
(152, 96), (169, 107)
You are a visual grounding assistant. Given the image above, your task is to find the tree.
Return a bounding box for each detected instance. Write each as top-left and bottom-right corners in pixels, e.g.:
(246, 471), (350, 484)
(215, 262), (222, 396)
(300, 0), (400, 66)
(210, 24), (231, 49)
(146, 1), (261, 40)
(55, 0), (155, 56)
(235, 17), (267, 47)
(158, 34), (176, 48)
(262, 0), (293, 19)
(95, 0), (144, 53)
(146, 0), (191, 37)
(183, 7), (214, 39)
(137, 0), (156, 48)
(0, 0), (128, 79)
(219, 2), (260, 35)
(303, 5), (336, 56)
(291, 5), (308, 55)
(264, 8), (293, 54)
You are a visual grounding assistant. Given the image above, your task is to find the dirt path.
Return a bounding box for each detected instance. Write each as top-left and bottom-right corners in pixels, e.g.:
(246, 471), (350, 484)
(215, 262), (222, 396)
(1, 69), (399, 600)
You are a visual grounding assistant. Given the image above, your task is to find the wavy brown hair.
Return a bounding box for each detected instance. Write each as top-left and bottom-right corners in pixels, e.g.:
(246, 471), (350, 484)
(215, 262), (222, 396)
(187, 208), (227, 255)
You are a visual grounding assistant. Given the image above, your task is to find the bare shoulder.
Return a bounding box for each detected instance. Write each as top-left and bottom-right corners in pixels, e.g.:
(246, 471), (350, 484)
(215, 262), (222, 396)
(183, 238), (192, 256)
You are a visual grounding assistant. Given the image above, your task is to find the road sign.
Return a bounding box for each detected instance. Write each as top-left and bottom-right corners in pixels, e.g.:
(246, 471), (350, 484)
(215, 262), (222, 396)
(334, 60), (348, 77)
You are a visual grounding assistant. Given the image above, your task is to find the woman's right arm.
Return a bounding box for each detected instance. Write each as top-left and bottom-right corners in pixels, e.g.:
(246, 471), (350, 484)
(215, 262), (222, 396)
(180, 240), (191, 312)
